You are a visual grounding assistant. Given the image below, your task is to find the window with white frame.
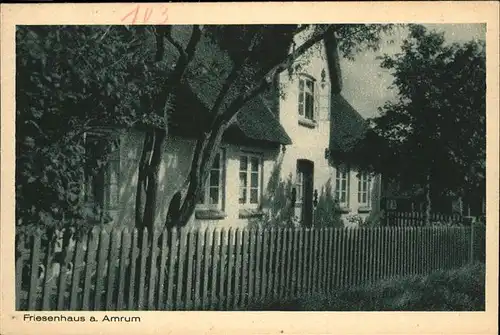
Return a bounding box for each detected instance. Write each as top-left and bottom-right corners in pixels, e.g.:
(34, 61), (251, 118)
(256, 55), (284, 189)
(239, 153), (262, 207)
(358, 172), (371, 206)
(84, 133), (120, 218)
(335, 167), (349, 207)
(298, 75), (315, 121)
(198, 150), (225, 209)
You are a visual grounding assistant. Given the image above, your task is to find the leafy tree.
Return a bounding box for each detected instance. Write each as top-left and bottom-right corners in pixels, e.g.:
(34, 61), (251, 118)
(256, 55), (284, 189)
(16, 24), (394, 233)
(16, 26), (165, 233)
(332, 25), (486, 224)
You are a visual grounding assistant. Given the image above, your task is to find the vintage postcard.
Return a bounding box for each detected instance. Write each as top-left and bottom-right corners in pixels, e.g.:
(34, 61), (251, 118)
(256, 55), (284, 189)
(1, 2), (499, 335)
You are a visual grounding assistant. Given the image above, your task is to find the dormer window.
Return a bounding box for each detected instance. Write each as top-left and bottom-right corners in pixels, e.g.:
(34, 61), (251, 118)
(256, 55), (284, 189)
(298, 75), (317, 127)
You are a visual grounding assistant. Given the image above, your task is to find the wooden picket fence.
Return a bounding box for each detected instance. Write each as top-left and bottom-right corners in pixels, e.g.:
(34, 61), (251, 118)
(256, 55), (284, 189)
(385, 211), (470, 226)
(15, 225), (486, 311)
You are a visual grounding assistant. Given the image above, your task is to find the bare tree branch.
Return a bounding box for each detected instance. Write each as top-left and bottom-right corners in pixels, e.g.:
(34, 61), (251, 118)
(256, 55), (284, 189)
(153, 27), (166, 62)
(265, 25), (336, 83)
(153, 25), (202, 127)
(170, 24), (344, 228)
(198, 25), (339, 177)
(180, 25), (202, 76)
(164, 25), (202, 85)
(24, 120), (49, 140)
(212, 25), (338, 130)
(98, 26), (112, 42)
(164, 26), (187, 60)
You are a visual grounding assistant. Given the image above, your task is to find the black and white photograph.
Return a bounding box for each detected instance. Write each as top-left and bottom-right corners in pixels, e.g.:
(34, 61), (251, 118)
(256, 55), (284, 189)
(12, 21), (488, 312)
(2, 3), (498, 334)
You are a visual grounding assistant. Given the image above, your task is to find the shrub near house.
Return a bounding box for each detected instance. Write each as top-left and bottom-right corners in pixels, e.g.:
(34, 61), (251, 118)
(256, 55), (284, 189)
(313, 180), (343, 228)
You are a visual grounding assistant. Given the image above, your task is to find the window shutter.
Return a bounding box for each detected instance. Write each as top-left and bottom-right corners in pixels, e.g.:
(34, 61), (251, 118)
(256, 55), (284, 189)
(322, 92), (330, 121)
(319, 83), (330, 121)
(314, 84), (329, 121)
(298, 79), (304, 116)
(312, 82), (319, 122)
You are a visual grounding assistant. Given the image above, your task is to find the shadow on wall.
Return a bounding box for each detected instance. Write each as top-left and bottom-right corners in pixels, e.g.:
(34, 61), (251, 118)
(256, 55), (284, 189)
(250, 153), (296, 229)
(116, 148), (141, 229)
(250, 156), (343, 229)
(154, 137), (194, 228)
(115, 134), (193, 230)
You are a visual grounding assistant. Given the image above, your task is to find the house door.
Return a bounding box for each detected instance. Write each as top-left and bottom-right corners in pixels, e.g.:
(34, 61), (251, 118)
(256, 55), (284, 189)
(297, 160), (314, 227)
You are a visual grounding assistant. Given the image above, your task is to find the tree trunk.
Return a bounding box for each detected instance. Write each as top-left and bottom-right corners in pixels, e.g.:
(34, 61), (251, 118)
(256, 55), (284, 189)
(172, 136), (222, 227)
(142, 129), (166, 233)
(423, 174), (432, 225)
(167, 117), (235, 228)
(135, 132), (155, 229)
(165, 73), (272, 228)
(133, 26), (200, 232)
(160, 25), (337, 229)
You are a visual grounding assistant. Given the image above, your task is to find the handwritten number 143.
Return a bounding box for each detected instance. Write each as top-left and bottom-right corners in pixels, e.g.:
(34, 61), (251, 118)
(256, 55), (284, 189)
(121, 5), (169, 24)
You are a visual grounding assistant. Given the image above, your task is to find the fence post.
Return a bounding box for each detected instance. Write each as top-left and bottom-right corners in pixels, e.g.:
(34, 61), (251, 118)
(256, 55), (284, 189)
(27, 230), (42, 311)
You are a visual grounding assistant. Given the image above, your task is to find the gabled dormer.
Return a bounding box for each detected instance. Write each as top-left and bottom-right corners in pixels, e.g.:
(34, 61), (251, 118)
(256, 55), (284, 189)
(275, 28), (342, 147)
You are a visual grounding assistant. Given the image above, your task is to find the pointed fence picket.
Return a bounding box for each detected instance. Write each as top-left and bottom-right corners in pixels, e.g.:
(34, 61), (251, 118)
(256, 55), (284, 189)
(386, 211), (466, 226)
(16, 223), (485, 312)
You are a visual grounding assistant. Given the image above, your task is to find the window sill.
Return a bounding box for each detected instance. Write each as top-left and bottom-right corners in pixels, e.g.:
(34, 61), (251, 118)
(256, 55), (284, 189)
(336, 207), (351, 214)
(358, 206), (372, 214)
(195, 209), (227, 220)
(239, 208), (265, 219)
(298, 117), (317, 128)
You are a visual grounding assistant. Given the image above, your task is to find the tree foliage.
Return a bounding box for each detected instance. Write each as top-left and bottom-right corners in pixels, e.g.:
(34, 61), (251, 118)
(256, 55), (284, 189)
(16, 26), (165, 232)
(333, 25), (486, 217)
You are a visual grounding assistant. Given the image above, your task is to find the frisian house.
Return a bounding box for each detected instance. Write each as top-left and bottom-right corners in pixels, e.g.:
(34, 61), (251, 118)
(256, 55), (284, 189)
(83, 27), (381, 230)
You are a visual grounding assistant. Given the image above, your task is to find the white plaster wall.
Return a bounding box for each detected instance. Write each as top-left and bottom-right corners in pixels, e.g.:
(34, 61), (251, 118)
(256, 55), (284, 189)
(278, 40), (332, 155)
(114, 130), (279, 231)
(113, 133), (380, 231)
(115, 129), (143, 227)
(275, 30), (382, 226)
(277, 35), (334, 219)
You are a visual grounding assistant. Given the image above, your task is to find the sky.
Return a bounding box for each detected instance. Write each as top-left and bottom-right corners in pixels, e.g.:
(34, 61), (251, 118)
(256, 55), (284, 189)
(340, 24), (487, 119)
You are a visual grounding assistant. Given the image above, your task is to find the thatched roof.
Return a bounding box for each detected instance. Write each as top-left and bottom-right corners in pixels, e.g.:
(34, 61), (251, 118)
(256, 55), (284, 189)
(165, 26), (295, 146)
(164, 26), (357, 148)
(169, 82), (292, 146)
(329, 93), (368, 153)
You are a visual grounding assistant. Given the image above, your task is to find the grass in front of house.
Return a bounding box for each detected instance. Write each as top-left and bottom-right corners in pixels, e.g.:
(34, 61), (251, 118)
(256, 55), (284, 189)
(247, 262), (485, 311)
